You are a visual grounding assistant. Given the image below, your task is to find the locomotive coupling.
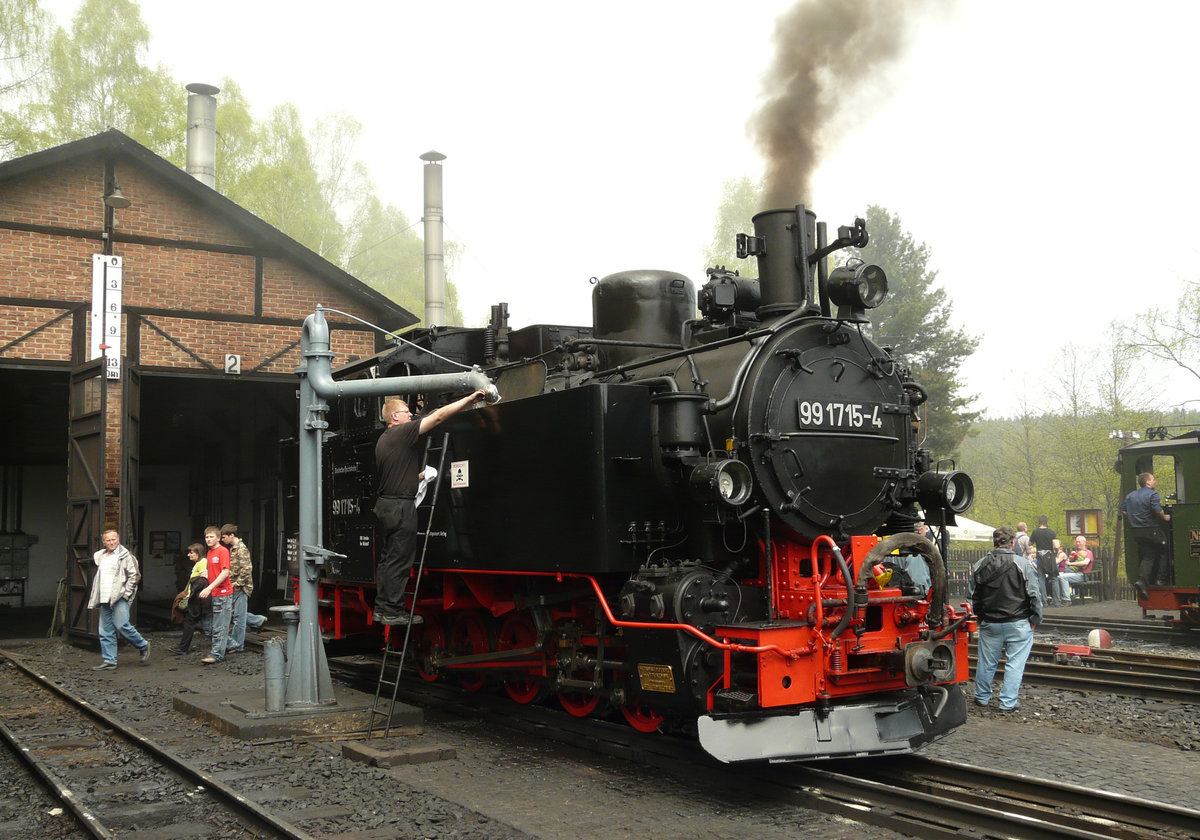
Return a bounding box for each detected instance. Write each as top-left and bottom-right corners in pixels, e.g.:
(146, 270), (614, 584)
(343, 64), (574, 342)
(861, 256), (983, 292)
(904, 640), (956, 686)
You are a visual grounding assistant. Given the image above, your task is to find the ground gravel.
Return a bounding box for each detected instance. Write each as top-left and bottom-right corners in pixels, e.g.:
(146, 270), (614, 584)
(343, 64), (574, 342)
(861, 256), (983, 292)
(1, 636), (535, 840)
(1000, 630), (1200, 752)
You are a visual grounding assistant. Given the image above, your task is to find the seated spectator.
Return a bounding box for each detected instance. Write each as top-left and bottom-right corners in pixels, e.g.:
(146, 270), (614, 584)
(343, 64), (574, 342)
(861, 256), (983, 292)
(1057, 536), (1094, 603)
(1049, 539), (1070, 605)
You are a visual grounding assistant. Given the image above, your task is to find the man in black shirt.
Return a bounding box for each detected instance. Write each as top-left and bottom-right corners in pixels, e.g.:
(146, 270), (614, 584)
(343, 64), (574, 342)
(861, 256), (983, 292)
(373, 389), (487, 624)
(1029, 515), (1060, 606)
(968, 526), (1043, 712)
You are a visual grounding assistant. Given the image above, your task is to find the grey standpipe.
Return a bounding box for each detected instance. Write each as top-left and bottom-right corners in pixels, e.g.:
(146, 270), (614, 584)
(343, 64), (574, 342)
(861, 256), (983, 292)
(286, 306), (497, 709)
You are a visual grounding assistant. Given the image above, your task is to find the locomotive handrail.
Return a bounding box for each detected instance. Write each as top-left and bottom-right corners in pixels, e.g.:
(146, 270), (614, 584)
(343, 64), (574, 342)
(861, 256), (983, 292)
(431, 568), (805, 659)
(574, 573), (803, 659)
(590, 325), (773, 379)
(809, 535), (857, 644)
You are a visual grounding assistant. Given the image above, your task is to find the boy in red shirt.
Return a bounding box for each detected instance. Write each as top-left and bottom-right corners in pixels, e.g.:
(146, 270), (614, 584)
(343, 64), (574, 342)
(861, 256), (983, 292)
(199, 525), (233, 664)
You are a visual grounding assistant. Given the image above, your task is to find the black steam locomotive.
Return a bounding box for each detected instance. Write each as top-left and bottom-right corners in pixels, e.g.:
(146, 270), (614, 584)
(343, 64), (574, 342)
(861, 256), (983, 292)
(315, 206), (976, 762)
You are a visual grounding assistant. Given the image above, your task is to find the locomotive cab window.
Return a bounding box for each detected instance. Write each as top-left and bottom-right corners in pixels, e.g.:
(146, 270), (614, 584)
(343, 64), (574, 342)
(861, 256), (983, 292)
(1138, 455), (1180, 503)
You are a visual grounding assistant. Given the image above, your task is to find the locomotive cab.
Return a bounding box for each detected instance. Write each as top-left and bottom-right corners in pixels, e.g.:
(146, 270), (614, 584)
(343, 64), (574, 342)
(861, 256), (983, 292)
(1116, 430), (1200, 626)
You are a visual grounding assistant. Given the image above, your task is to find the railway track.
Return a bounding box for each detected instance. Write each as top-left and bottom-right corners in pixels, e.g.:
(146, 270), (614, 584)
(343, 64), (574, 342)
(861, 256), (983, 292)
(1039, 614), (1200, 645)
(971, 642), (1200, 702)
(328, 650), (1200, 840)
(0, 652), (314, 840)
(811, 754), (1200, 840)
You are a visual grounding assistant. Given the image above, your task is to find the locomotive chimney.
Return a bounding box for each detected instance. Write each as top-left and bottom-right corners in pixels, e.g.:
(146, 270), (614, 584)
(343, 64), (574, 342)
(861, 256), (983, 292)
(740, 205), (817, 318)
(421, 151), (447, 326)
(185, 83), (220, 188)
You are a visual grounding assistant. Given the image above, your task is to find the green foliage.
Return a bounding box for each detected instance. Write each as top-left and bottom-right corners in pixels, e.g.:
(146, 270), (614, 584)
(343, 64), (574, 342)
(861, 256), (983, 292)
(848, 205), (980, 458)
(703, 176), (764, 271)
(960, 406), (1164, 567)
(346, 196), (462, 327)
(958, 326), (1188, 587)
(0, 0), (49, 155)
(0, 0), (459, 323)
(5, 0), (181, 158)
(1126, 280), (1200, 384)
(1, 0), (49, 97)
(224, 103), (340, 259)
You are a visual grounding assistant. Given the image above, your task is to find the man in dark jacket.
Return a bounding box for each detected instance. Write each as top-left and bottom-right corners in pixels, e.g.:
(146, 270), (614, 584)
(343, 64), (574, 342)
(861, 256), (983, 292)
(1119, 472), (1172, 599)
(968, 526), (1043, 712)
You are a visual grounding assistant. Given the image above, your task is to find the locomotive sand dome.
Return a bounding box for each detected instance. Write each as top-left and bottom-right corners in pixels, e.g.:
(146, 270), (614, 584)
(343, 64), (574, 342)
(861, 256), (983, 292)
(310, 203), (979, 763)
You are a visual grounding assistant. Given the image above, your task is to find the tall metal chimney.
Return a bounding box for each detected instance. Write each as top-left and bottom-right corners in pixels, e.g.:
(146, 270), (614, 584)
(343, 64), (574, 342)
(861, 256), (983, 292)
(185, 83), (220, 188)
(421, 151), (446, 326)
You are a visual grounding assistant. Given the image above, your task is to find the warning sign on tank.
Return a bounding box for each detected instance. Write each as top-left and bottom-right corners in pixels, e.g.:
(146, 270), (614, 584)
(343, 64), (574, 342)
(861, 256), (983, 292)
(451, 461), (469, 488)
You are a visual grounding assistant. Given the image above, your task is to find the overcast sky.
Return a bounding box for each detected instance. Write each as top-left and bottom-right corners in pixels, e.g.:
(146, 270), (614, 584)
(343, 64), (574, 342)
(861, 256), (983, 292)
(42, 0), (1200, 418)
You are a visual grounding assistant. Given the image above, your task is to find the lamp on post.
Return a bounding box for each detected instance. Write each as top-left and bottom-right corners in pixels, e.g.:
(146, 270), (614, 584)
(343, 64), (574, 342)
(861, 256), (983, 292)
(103, 178), (131, 209)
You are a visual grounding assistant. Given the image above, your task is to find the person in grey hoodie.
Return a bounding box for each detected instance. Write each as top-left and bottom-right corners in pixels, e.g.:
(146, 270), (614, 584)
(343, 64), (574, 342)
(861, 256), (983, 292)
(968, 525), (1043, 712)
(87, 529), (150, 670)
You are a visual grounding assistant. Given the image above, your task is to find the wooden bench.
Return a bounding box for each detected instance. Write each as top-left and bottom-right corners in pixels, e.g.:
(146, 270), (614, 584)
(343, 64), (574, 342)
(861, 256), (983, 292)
(1070, 571), (1103, 602)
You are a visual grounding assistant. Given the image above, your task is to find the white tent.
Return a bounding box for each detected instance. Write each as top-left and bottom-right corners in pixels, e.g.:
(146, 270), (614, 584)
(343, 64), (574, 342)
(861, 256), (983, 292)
(943, 515), (996, 542)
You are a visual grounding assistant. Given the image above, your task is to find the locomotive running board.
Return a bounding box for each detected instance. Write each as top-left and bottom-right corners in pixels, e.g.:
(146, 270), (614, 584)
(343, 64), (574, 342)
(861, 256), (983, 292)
(696, 688), (967, 763)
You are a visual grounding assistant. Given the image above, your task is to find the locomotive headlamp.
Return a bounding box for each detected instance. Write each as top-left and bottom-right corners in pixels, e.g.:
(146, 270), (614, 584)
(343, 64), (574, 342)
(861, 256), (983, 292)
(827, 261), (888, 322)
(916, 470), (974, 514)
(689, 459), (753, 506)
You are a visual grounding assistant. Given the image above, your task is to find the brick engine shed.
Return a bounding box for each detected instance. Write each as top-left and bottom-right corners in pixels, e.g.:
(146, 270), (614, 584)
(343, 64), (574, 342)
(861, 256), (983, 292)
(0, 129), (417, 636)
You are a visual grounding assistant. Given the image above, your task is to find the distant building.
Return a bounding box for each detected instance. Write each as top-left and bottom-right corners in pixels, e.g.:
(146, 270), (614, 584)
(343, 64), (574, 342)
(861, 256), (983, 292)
(0, 128), (416, 635)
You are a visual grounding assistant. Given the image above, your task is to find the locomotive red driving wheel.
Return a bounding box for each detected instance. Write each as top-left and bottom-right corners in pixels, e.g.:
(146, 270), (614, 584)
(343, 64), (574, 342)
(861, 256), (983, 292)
(498, 613), (547, 704)
(414, 617), (446, 683)
(448, 610), (493, 693)
(620, 700), (665, 733)
(557, 690), (602, 718)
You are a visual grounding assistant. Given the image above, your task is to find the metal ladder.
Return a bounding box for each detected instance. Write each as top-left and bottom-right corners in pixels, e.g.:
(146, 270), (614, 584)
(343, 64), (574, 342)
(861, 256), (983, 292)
(367, 431), (451, 738)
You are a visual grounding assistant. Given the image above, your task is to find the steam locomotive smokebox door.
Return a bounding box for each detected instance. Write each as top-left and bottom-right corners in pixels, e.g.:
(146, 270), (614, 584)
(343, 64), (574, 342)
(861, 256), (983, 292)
(430, 384), (667, 573)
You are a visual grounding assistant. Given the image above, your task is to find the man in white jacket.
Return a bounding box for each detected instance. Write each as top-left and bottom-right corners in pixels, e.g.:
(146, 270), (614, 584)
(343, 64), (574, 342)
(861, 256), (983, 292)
(87, 529), (150, 670)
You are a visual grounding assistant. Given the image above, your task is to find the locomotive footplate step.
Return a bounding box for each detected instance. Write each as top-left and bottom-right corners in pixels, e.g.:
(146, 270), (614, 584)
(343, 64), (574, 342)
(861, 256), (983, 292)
(173, 683), (423, 740)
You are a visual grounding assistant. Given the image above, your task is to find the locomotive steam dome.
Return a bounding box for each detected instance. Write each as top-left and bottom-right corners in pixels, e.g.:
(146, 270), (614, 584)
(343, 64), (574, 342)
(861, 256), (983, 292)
(593, 270), (695, 367)
(735, 318), (911, 540)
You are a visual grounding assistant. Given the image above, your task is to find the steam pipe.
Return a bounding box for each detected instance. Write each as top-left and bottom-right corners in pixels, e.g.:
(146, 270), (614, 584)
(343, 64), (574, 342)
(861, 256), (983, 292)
(826, 543), (856, 640)
(303, 308), (497, 402)
(860, 532), (948, 627)
(816, 221), (831, 317)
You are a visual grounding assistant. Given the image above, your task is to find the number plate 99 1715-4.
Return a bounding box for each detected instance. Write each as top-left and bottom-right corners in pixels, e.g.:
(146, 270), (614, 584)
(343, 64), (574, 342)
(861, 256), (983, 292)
(796, 400), (885, 429)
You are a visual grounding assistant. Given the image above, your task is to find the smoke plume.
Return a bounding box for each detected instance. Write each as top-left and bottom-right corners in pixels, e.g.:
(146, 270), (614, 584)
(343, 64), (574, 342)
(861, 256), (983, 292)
(752, 0), (936, 209)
